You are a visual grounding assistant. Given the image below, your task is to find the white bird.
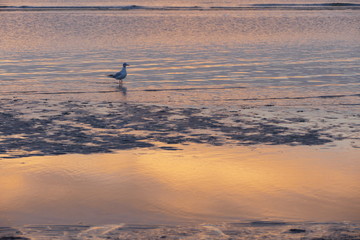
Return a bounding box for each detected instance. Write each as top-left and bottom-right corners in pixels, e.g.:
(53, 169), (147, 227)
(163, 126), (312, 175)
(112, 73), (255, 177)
(108, 63), (130, 84)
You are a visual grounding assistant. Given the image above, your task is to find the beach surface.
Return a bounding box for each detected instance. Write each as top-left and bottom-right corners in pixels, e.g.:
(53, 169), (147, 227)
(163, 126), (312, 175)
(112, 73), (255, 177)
(1, 222), (360, 240)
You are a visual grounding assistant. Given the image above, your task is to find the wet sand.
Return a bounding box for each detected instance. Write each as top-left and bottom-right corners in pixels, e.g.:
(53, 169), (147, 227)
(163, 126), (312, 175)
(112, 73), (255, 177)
(0, 96), (359, 159)
(1, 222), (360, 240)
(1, 96), (359, 239)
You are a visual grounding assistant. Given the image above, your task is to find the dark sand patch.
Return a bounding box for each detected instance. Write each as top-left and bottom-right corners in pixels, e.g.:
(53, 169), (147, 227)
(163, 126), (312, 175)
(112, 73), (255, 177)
(0, 98), (358, 158)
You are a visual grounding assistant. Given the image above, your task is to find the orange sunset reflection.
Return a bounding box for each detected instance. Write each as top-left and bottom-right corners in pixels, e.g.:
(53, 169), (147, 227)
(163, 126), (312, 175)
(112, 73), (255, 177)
(0, 144), (359, 225)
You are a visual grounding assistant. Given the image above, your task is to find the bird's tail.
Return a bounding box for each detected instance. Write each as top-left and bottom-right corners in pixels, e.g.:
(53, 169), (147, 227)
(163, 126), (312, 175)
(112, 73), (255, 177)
(108, 74), (115, 78)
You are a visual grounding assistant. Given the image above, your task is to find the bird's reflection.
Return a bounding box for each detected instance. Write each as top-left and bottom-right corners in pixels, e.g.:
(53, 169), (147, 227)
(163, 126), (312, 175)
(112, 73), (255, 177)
(117, 84), (127, 96)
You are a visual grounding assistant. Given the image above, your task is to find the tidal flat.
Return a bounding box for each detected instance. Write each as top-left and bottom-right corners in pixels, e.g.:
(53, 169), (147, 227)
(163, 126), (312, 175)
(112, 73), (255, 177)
(0, 96), (359, 238)
(0, 97), (358, 158)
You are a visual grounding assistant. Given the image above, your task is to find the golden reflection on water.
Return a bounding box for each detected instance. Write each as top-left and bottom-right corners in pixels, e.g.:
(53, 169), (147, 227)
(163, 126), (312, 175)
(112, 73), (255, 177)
(0, 144), (359, 225)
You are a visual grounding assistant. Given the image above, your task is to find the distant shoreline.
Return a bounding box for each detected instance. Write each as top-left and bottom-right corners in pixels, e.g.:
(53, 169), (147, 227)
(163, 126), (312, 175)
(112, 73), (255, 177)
(1, 3), (360, 12)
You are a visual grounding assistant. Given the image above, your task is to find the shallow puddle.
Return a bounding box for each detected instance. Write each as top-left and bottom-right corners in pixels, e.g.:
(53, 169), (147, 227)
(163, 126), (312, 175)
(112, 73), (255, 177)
(1, 143), (359, 226)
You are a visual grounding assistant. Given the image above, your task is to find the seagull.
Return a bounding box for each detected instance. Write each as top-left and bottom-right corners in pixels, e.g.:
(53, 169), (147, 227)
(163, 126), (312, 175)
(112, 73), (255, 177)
(108, 63), (130, 84)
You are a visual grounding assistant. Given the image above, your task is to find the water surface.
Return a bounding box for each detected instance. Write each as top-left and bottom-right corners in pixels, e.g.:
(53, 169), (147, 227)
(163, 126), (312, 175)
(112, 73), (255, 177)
(1, 9), (359, 105)
(1, 144), (359, 225)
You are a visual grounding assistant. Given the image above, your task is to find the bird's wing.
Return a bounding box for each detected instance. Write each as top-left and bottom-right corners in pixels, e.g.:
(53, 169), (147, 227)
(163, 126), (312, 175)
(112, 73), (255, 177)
(114, 71), (124, 78)
(115, 70), (127, 79)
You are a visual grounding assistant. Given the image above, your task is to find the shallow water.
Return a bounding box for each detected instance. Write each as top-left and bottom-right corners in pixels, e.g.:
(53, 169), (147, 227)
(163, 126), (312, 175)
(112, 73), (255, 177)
(1, 144), (359, 226)
(0, 5), (360, 228)
(1, 10), (359, 106)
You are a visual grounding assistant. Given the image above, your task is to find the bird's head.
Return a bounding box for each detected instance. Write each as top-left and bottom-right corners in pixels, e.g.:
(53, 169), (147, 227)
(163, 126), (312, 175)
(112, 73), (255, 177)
(123, 63), (130, 67)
